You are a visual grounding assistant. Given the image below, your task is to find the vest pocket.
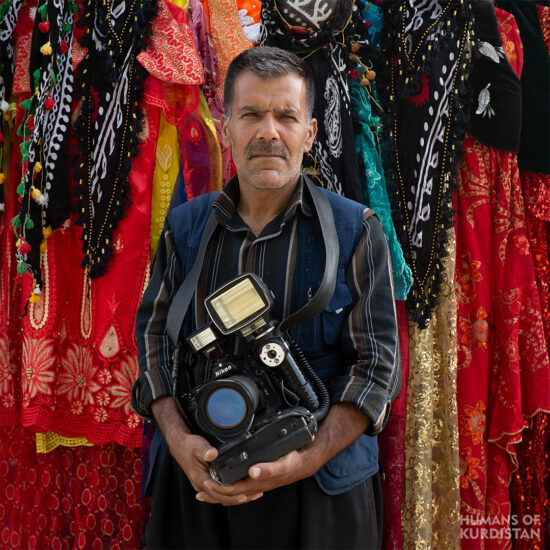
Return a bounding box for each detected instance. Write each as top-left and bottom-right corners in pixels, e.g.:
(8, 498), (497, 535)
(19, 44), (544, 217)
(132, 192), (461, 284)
(322, 283), (353, 345)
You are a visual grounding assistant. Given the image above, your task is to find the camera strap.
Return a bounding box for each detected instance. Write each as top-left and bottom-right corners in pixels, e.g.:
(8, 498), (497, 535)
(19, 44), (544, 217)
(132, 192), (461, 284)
(278, 177), (338, 333)
(166, 175), (339, 345)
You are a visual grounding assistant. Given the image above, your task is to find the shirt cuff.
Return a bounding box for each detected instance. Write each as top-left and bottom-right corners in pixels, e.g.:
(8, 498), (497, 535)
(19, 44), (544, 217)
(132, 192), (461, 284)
(131, 365), (173, 420)
(329, 375), (393, 436)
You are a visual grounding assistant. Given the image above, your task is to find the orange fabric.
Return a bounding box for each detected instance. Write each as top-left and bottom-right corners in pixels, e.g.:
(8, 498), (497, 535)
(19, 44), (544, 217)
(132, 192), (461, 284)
(204, 0), (252, 90)
(237, 0), (262, 23)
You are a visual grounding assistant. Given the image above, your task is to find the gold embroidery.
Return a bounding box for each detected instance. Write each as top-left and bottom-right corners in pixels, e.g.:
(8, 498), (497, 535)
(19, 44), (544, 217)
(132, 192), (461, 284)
(156, 143), (174, 172)
(29, 247), (50, 330)
(403, 229), (461, 549)
(99, 325), (121, 358)
(208, 0), (252, 88)
(36, 432), (93, 453)
(151, 114), (180, 256)
(80, 268), (93, 339)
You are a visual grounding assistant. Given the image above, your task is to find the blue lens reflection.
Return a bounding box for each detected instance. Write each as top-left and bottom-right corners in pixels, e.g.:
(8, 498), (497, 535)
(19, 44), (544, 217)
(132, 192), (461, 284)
(206, 387), (247, 429)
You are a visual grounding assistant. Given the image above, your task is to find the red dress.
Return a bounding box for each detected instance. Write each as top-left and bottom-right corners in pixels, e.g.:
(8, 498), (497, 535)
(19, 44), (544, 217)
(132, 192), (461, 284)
(508, 6), (550, 549)
(456, 10), (550, 548)
(455, 10), (550, 538)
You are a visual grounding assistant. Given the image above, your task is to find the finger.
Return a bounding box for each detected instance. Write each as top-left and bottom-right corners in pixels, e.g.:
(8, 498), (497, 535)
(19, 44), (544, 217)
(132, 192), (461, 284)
(249, 451), (299, 479)
(196, 490), (251, 507)
(197, 491), (264, 505)
(203, 447), (218, 462)
(203, 478), (260, 498)
(192, 441), (218, 463)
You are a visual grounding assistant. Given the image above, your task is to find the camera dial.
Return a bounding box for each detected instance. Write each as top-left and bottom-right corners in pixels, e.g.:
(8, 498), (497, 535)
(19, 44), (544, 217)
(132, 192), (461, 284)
(259, 342), (286, 367)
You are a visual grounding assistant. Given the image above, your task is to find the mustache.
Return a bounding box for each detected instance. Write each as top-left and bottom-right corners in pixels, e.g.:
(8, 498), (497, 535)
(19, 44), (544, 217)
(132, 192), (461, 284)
(245, 141), (289, 159)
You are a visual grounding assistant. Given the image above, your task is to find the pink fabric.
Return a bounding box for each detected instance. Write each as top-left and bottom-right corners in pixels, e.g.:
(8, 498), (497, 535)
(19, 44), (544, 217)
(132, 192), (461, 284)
(379, 300), (409, 550)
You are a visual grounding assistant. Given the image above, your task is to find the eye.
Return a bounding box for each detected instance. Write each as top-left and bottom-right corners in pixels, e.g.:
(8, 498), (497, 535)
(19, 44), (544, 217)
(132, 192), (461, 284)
(280, 114), (298, 122)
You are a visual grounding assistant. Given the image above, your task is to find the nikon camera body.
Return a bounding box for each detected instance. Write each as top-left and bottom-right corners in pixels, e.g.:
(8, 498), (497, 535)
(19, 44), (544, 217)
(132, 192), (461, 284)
(173, 273), (329, 485)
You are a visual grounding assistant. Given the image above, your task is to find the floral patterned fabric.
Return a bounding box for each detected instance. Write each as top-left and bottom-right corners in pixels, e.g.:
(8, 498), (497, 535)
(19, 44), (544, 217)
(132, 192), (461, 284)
(507, 7), (550, 549)
(0, 99), (160, 446)
(455, 135), (550, 549)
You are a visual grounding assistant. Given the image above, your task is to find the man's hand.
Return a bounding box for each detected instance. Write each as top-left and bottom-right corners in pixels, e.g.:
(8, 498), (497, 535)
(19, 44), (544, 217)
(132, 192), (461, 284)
(196, 402), (369, 506)
(151, 396), (264, 505)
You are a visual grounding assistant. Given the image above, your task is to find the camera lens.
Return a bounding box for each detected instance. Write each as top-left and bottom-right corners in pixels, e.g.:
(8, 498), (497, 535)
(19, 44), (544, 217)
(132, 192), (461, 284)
(206, 387), (247, 429)
(197, 375), (260, 437)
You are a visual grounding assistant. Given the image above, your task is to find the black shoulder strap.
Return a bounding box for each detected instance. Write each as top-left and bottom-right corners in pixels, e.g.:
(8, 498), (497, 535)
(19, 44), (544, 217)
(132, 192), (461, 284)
(166, 212), (219, 344)
(165, 177), (340, 345)
(278, 177), (339, 333)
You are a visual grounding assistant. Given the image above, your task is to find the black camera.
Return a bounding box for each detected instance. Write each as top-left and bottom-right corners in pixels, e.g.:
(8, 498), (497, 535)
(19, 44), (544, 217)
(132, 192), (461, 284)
(173, 272), (329, 485)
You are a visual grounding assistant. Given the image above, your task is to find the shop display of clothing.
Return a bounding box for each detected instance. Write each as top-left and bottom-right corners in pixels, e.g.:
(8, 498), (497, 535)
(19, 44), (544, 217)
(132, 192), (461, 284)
(0, 0), (549, 547)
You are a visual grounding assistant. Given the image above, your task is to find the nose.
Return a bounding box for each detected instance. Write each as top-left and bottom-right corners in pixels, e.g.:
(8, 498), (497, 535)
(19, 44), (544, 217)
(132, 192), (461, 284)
(256, 113), (279, 141)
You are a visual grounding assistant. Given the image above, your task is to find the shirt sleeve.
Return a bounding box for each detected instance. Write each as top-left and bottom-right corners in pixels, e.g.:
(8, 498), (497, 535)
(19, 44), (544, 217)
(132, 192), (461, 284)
(329, 210), (401, 436)
(131, 218), (183, 419)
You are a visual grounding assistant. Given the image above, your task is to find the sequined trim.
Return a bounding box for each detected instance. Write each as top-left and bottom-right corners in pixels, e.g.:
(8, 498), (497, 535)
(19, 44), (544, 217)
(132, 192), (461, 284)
(35, 432), (93, 454)
(80, 268), (93, 339)
(29, 247), (50, 330)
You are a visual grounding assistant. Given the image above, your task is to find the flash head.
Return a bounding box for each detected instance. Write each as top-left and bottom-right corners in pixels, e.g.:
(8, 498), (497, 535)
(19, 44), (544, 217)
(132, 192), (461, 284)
(205, 273), (273, 337)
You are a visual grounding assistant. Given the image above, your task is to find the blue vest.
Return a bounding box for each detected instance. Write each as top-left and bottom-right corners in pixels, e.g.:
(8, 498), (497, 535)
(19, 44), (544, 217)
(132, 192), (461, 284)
(148, 187), (379, 496)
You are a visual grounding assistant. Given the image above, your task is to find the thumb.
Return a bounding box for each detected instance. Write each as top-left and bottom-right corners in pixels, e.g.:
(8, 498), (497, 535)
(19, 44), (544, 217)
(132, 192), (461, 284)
(193, 438), (218, 462)
(203, 446), (218, 462)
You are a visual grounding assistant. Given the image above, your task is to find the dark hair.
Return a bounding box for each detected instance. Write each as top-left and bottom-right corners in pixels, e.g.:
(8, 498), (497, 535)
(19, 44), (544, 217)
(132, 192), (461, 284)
(224, 46), (315, 120)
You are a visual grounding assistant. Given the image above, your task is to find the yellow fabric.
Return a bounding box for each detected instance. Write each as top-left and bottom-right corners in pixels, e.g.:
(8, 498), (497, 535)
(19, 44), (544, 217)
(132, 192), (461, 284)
(170, 0), (188, 8)
(151, 113), (181, 257)
(36, 432), (94, 454)
(402, 229), (461, 549)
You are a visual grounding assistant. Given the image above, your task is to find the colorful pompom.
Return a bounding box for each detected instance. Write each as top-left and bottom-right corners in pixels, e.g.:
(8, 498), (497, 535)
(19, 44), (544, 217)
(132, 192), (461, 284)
(38, 21), (50, 33)
(60, 39), (69, 53)
(19, 240), (32, 254)
(44, 95), (55, 110)
(31, 186), (42, 200)
(40, 42), (53, 55)
(17, 261), (28, 274)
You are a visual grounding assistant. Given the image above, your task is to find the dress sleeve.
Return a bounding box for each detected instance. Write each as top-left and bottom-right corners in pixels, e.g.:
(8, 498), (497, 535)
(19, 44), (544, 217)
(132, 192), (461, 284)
(329, 210), (401, 436)
(131, 217), (183, 419)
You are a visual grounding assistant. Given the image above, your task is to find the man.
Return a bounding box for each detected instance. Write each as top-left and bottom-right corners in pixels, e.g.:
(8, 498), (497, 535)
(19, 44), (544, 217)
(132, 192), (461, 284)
(132, 46), (400, 549)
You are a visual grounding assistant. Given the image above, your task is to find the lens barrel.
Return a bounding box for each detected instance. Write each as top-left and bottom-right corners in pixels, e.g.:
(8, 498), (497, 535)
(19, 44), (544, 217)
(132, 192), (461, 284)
(196, 375), (260, 438)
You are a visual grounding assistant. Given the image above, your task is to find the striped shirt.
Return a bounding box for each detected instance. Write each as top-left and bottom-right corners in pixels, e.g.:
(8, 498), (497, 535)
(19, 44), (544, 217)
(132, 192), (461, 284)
(132, 176), (400, 436)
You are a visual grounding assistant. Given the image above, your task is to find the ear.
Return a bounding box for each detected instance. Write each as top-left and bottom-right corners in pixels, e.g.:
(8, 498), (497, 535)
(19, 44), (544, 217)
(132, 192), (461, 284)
(220, 114), (232, 148)
(303, 118), (317, 153)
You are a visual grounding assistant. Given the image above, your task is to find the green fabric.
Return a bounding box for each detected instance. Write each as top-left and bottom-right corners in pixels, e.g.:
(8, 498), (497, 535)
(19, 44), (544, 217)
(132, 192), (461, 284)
(350, 80), (412, 300)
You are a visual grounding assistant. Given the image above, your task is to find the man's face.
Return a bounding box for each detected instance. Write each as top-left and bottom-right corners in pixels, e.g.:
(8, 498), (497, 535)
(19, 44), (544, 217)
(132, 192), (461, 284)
(221, 70), (317, 191)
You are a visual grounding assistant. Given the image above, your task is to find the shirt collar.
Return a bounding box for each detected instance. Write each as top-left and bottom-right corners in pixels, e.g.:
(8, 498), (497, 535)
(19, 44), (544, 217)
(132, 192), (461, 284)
(212, 174), (314, 227)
